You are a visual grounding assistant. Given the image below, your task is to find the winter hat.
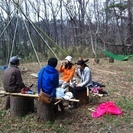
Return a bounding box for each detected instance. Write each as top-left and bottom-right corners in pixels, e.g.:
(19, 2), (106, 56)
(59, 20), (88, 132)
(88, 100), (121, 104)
(65, 56), (72, 62)
(48, 57), (58, 68)
(10, 56), (21, 65)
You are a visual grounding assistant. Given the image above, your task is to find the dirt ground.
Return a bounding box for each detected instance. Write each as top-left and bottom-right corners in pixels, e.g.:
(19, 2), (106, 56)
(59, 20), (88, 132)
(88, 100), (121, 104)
(0, 58), (133, 133)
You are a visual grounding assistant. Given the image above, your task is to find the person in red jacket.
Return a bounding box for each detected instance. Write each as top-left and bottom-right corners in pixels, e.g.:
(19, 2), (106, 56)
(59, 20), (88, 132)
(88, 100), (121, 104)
(58, 56), (75, 89)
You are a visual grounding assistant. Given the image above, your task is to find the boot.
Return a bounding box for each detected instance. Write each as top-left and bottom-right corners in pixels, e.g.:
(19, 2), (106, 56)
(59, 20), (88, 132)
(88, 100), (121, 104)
(69, 102), (77, 110)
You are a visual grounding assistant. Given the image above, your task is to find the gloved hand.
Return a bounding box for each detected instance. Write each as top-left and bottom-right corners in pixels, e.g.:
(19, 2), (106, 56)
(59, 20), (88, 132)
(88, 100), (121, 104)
(21, 87), (30, 94)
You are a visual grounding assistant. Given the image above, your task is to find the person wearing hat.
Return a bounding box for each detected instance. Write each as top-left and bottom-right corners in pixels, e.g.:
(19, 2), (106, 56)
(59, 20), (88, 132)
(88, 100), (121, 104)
(58, 56), (75, 89)
(3, 56), (26, 93)
(70, 59), (92, 109)
(3, 56), (26, 110)
(37, 57), (59, 98)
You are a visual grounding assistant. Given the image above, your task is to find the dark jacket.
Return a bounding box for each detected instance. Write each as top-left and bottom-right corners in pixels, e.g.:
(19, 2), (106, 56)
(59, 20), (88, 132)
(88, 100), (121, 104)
(3, 65), (25, 92)
(38, 65), (59, 97)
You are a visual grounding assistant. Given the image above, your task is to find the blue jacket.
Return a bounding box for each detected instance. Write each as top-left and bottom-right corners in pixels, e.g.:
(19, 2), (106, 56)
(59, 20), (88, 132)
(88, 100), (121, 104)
(38, 65), (59, 97)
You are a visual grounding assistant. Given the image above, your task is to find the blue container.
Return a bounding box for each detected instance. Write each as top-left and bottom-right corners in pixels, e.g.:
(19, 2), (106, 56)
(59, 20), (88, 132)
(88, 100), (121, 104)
(0, 65), (8, 71)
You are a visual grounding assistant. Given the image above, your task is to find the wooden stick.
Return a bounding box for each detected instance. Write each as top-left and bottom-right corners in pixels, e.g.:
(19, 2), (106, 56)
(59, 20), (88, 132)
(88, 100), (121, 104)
(30, 73), (38, 78)
(87, 87), (90, 96)
(92, 93), (103, 97)
(0, 91), (38, 98)
(56, 98), (80, 102)
(67, 98), (80, 102)
(88, 108), (95, 112)
(54, 100), (62, 105)
(0, 91), (80, 102)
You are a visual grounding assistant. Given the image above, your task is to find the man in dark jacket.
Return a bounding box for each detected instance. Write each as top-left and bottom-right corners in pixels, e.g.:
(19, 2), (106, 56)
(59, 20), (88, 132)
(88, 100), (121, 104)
(3, 56), (26, 93)
(3, 56), (26, 109)
(38, 57), (59, 98)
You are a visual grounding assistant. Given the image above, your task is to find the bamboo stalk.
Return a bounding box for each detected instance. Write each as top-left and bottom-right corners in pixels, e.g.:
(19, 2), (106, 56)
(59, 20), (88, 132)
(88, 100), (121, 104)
(0, 91), (38, 98)
(0, 91), (80, 102)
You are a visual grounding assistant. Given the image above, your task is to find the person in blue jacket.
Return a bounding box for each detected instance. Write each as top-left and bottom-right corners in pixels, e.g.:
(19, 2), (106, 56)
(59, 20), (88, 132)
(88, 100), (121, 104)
(38, 57), (59, 98)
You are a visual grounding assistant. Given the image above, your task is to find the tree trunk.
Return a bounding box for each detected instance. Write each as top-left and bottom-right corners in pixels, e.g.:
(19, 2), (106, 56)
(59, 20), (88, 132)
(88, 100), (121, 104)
(37, 100), (55, 123)
(10, 96), (34, 117)
(109, 58), (114, 63)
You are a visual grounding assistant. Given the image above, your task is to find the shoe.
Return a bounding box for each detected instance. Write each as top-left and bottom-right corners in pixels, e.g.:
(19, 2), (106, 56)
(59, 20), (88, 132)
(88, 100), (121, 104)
(69, 105), (75, 110)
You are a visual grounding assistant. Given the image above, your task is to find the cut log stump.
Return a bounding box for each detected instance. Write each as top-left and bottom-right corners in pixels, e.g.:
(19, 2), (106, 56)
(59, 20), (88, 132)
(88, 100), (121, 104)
(10, 96), (34, 117)
(37, 99), (55, 123)
(109, 58), (114, 63)
(77, 91), (89, 106)
(4, 96), (10, 110)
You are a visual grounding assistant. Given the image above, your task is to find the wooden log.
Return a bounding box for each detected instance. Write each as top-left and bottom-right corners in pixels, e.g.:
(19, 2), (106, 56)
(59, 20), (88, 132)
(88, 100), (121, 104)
(109, 57), (114, 63)
(37, 99), (55, 123)
(77, 91), (89, 106)
(4, 96), (10, 110)
(10, 96), (34, 117)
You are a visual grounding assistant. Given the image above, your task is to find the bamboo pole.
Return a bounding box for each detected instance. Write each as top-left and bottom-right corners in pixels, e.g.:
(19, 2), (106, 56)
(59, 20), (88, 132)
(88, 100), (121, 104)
(0, 91), (80, 102)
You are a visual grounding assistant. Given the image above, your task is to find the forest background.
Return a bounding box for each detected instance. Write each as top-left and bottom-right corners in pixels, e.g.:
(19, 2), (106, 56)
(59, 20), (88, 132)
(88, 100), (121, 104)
(0, 1), (133, 133)
(0, 0), (133, 65)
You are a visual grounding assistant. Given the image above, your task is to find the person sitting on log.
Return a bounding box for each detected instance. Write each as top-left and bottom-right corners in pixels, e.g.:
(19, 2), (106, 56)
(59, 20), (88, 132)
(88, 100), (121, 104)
(38, 58), (65, 113)
(58, 56), (75, 89)
(70, 59), (92, 109)
(3, 56), (27, 109)
(3, 56), (26, 93)
(37, 57), (59, 98)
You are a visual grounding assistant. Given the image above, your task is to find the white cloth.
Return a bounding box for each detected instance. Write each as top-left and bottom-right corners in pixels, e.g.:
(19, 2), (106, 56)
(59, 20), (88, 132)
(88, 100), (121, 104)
(63, 92), (73, 100)
(56, 87), (73, 100)
(56, 87), (65, 98)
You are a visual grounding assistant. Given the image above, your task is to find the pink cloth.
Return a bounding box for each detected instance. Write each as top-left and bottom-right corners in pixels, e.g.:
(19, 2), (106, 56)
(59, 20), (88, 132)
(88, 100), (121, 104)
(92, 101), (122, 118)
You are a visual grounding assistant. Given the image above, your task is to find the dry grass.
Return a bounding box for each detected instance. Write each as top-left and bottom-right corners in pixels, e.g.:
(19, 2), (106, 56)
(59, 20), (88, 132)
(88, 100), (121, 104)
(0, 58), (133, 133)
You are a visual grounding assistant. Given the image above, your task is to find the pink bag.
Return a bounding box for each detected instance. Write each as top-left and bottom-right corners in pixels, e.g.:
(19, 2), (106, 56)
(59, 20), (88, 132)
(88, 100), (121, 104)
(92, 101), (122, 118)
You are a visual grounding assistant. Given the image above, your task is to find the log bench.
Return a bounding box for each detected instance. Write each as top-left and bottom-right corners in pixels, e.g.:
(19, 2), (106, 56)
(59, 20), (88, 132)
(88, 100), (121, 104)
(0, 90), (79, 122)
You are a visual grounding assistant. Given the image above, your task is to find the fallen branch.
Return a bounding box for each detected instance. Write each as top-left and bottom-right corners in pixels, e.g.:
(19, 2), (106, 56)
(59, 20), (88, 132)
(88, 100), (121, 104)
(88, 108), (95, 112)
(92, 68), (116, 75)
(54, 100), (62, 105)
(92, 93), (103, 97)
